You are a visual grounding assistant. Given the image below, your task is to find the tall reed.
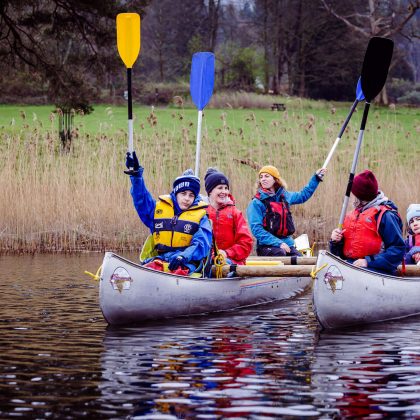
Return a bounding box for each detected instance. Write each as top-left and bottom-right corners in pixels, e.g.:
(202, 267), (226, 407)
(0, 105), (417, 253)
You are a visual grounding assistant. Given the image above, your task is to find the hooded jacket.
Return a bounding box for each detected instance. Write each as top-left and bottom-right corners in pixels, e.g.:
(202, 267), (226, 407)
(247, 173), (321, 248)
(207, 194), (253, 264)
(330, 192), (405, 274)
(404, 234), (420, 264)
(129, 175), (212, 269)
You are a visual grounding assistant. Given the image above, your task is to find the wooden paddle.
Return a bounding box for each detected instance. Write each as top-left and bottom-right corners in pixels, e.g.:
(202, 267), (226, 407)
(116, 13), (141, 172)
(338, 37), (394, 227)
(190, 52), (215, 178)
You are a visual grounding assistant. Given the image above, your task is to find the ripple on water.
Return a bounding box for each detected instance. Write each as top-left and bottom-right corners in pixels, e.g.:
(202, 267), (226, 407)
(2, 254), (420, 418)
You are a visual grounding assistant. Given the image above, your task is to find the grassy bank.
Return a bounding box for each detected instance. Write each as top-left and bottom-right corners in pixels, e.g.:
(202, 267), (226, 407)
(0, 100), (418, 253)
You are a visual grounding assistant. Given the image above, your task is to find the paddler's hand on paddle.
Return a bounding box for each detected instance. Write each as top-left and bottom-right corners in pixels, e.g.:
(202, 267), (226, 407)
(124, 151), (143, 176)
(316, 168), (327, 181)
(413, 252), (420, 264)
(353, 258), (368, 268)
(168, 254), (188, 271)
(331, 228), (345, 242)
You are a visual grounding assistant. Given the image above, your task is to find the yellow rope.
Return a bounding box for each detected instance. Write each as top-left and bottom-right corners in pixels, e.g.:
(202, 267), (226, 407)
(214, 252), (226, 279)
(84, 265), (102, 281)
(310, 263), (327, 279)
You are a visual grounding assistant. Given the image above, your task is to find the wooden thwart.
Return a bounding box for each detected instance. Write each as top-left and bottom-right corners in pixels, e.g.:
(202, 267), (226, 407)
(213, 264), (314, 278)
(214, 262), (420, 278)
(247, 256), (316, 265)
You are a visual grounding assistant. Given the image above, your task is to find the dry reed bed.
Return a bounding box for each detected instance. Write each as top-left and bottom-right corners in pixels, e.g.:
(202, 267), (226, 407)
(0, 108), (417, 254)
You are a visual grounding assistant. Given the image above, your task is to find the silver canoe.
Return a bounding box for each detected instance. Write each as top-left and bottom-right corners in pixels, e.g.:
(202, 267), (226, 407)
(313, 250), (420, 329)
(99, 252), (311, 326)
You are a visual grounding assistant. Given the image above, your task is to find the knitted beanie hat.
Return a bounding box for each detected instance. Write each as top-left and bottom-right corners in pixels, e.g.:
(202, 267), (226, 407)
(204, 168), (229, 194)
(407, 204), (420, 224)
(259, 165), (280, 181)
(351, 170), (378, 201)
(172, 169), (200, 197)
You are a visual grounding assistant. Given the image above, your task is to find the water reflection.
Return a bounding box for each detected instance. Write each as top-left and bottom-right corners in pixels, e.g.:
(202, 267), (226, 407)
(311, 319), (420, 418)
(100, 300), (320, 418)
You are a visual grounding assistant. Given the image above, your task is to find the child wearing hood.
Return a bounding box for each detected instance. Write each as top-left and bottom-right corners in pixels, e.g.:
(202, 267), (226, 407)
(125, 152), (212, 275)
(404, 204), (420, 265)
(204, 168), (253, 265)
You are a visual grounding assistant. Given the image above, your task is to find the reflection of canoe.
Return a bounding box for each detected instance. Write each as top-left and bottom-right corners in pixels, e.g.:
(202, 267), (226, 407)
(99, 252), (311, 325)
(313, 250), (420, 329)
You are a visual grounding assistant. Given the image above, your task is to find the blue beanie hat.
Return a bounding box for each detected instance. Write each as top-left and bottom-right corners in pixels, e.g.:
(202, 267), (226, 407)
(407, 204), (420, 224)
(172, 169), (200, 197)
(204, 167), (229, 194)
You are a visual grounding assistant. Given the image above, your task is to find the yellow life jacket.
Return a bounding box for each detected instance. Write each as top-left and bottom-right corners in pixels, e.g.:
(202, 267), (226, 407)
(153, 195), (208, 253)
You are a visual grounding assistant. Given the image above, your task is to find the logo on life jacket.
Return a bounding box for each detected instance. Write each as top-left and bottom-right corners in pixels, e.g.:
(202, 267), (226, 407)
(261, 195), (295, 238)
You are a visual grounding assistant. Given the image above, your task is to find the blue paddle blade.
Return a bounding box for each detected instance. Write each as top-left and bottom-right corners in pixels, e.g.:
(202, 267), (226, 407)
(190, 52), (215, 110)
(355, 77), (365, 101)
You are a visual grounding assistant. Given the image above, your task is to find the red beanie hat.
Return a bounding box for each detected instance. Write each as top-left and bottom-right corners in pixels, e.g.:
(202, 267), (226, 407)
(351, 170), (378, 201)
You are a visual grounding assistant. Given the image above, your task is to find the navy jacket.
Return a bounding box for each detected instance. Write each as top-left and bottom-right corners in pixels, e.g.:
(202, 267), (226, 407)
(330, 199), (404, 274)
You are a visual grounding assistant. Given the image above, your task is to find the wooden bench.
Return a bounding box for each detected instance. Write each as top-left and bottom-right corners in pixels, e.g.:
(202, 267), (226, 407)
(271, 103), (286, 111)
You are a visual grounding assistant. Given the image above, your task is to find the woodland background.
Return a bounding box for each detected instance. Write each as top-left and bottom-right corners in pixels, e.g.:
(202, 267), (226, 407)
(0, 0), (419, 110)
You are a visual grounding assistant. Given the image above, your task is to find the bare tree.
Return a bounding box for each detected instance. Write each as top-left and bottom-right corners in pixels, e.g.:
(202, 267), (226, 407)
(320, 0), (419, 103)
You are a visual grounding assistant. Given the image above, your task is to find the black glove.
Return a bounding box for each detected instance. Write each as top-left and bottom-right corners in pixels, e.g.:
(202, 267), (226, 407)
(124, 151), (143, 176)
(168, 255), (187, 271)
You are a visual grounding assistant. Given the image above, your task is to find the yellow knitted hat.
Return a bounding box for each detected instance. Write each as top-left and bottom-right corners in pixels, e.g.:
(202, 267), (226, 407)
(259, 165), (280, 180)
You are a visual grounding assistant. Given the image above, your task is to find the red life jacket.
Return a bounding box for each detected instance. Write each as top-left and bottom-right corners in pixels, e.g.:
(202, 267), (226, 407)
(206, 196), (253, 264)
(343, 205), (391, 259)
(255, 192), (295, 238)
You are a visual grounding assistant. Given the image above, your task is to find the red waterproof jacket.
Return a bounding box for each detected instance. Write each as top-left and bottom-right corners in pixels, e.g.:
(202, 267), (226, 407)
(207, 195), (253, 265)
(343, 205), (389, 259)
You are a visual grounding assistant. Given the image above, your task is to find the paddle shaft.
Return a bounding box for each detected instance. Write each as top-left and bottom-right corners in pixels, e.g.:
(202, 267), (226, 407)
(126, 68), (134, 154)
(322, 99), (359, 169)
(338, 102), (371, 227)
(194, 110), (203, 177)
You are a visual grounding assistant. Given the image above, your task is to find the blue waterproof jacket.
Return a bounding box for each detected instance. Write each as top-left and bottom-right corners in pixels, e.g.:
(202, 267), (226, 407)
(330, 199), (404, 274)
(247, 174), (321, 248)
(129, 175), (212, 272)
(404, 235), (420, 264)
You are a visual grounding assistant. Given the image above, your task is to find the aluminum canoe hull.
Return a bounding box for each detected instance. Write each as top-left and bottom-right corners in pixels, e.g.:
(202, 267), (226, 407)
(313, 250), (420, 329)
(99, 252), (311, 325)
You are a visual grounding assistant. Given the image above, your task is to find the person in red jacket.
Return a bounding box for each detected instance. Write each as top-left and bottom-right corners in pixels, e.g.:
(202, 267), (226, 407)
(330, 170), (404, 274)
(204, 168), (253, 265)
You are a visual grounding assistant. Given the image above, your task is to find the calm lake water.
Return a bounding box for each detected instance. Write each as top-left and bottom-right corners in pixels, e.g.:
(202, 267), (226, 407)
(1, 253), (420, 419)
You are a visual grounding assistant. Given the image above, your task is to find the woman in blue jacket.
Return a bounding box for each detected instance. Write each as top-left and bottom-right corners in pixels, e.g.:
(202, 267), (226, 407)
(125, 152), (212, 275)
(247, 165), (326, 256)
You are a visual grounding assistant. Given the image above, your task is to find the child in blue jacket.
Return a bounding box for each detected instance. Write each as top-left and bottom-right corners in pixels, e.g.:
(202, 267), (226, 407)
(125, 152), (212, 275)
(404, 204), (420, 265)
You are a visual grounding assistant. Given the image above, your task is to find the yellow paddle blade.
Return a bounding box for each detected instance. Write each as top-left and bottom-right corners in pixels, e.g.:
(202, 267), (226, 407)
(116, 13), (141, 68)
